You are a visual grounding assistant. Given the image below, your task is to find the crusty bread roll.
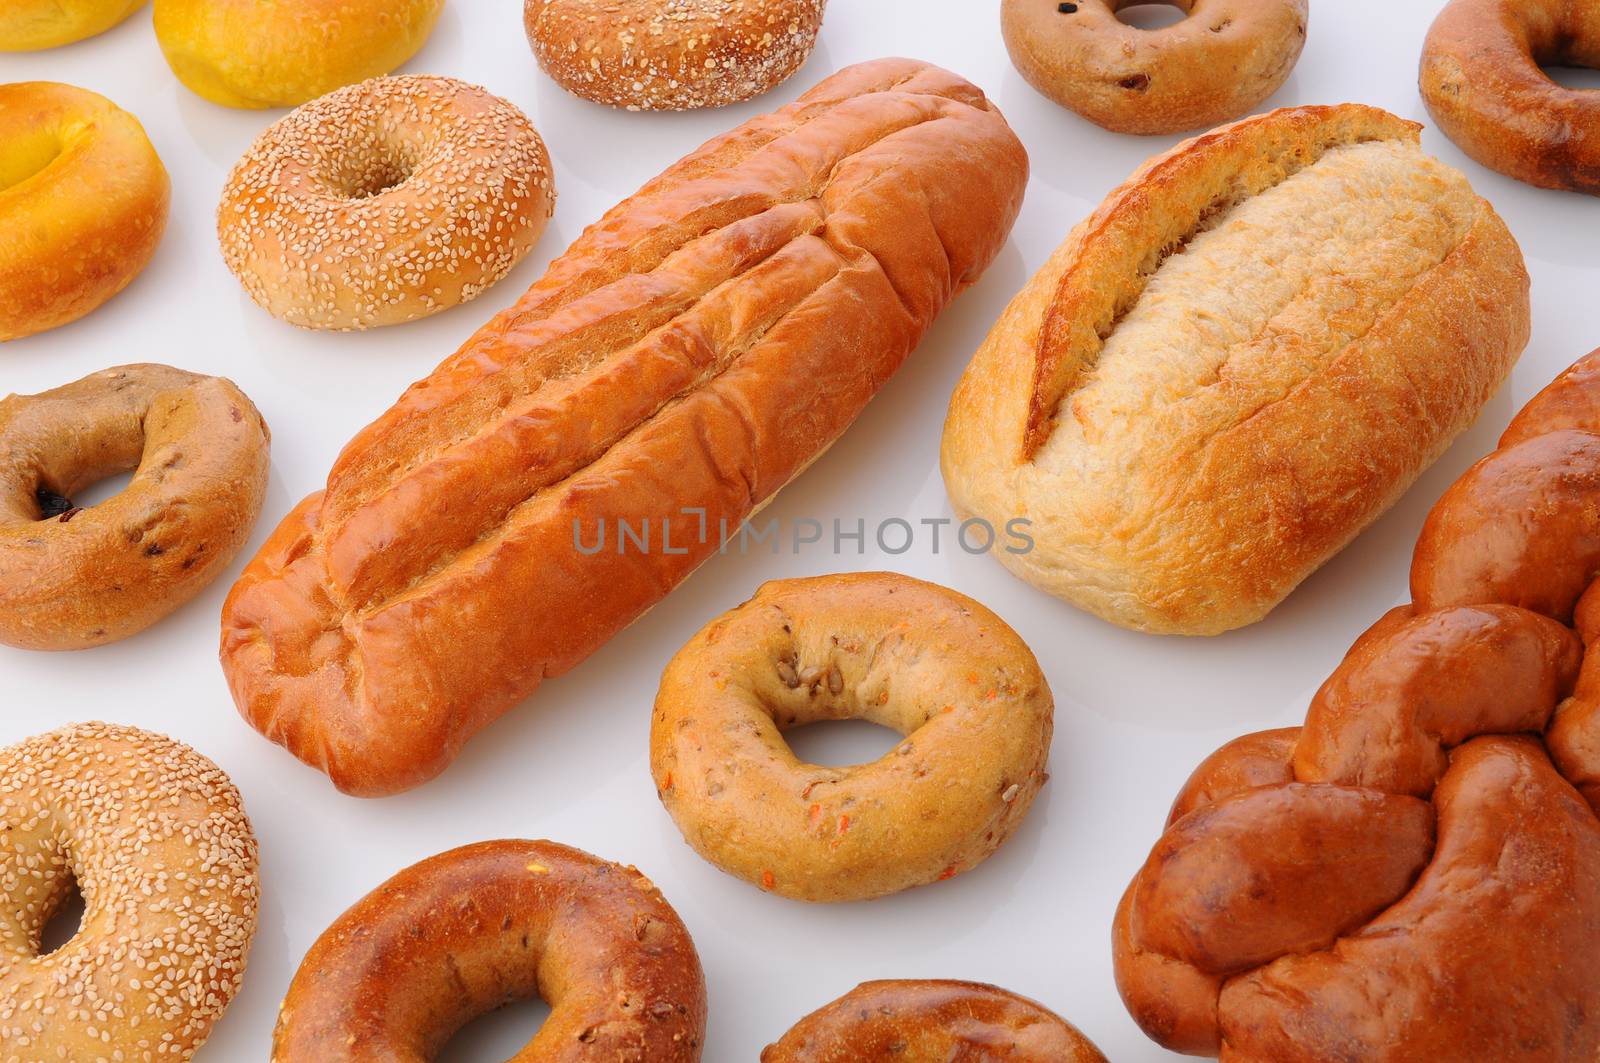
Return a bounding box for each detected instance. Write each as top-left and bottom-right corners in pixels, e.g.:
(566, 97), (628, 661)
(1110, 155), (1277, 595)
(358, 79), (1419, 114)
(942, 104), (1529, 636)
(221, 59), (1028, 796)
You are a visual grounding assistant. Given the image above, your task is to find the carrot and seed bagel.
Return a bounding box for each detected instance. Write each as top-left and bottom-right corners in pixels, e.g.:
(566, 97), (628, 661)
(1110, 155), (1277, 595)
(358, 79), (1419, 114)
(218, 75), (554, 331)
(524, 0), (827, 111)
(1422, 0), (1600, 194)
(0, 0), (145, 50)
(0, 82), (169, 341)
(651, 573), (1053, 903)
(1001, 0), (1309, 134)
(0, 722), (259, 1060)
(0, 363), (270, 650)
(272, 840), (706, 1062)
(762, 981), (1108, 1063)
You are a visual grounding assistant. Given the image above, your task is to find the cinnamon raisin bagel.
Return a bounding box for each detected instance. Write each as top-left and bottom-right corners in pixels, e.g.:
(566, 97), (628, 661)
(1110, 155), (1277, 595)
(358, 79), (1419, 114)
(762, 981), (1107, 1063)
(0, 722), (259, 1061)
(524, 0), (826, 110)
(0, 364), (270, 650)
(1002, 0), (1308, 134)
(272, 840), (705, 1062)
(651, 573), (1052, 903)
(1422, 0), (1600, 194)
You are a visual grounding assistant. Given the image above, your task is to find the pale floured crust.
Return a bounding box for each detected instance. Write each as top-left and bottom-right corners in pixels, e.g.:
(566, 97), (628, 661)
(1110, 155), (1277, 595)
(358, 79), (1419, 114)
(942, 104), (1530, 636)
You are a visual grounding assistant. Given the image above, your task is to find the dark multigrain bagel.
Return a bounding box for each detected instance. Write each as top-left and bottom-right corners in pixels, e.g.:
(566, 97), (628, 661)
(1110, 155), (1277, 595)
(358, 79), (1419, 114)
(1421, 0), (1600, 194)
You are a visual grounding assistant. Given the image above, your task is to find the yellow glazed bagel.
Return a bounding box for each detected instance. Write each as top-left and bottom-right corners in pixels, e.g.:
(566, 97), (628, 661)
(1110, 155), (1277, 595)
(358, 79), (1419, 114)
(218, 75), (555, 330)
(1002, 0), (1309, 134)
(0, 0), (145, 50)
(153, 0), (446, 109)
(0, 722), (259, 1060)
(651, 573), (1053, 903)
(0, 82), (169, 341)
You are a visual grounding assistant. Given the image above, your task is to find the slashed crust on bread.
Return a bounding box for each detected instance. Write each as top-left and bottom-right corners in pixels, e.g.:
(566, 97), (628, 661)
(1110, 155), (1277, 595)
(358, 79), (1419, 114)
(942, 105), (1529, 636)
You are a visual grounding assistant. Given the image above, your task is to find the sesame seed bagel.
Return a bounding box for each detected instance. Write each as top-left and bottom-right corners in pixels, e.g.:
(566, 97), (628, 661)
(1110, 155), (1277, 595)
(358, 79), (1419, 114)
(0, 363), (270, 650)
(0, 722), (259, 1061)
(1001, 0), (1308, 135)
(217, 75), (555, 331)
(651, 573), (1053, 903)
(762, 981), (1108, 1062)
(524, 0), (826, 111)
(272, 840), (706, 1062)
(0, 82), (169, 341)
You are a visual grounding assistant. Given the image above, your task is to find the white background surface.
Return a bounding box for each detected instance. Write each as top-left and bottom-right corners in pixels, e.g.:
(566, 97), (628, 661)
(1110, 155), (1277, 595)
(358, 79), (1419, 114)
(4, 1), (1599, 1059)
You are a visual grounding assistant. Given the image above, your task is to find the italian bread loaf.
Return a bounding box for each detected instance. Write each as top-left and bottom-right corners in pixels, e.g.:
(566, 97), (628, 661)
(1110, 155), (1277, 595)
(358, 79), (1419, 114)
(221, 59), (1028, 796)
(942, 104), (1528, 636)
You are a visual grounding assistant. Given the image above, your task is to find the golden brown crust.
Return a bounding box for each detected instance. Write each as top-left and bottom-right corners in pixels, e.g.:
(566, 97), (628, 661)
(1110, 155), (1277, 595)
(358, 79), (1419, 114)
(0, 722), (259, 1061)
(218, 76), (555, 331)
(271, 840), (705, 1062)
(941, 103), (1529, 636)
(762, 980), (1106, 1063)
(524, 0), (826, 111)
(650, 573), (1053, 903)
(0, 0), (146, 51)
(1421, 0), (1600, 194)
(1001, 0), (1307, 135)
(154, 0), (445, 109)
(1114, 349), (1600, 1059)
(0, 364), (270, 650)
(219, 59), (1028, 796)
(0, 82), (168, 341)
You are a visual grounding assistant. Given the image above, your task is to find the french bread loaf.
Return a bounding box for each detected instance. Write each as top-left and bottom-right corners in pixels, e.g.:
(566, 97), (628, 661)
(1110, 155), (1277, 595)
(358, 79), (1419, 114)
(220, 59), (1028, 795)
(941, 104), (1529, 636)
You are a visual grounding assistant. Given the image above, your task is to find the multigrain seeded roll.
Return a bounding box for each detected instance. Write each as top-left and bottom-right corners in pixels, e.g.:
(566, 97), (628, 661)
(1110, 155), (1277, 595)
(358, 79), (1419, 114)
(217, 75), (555, 331)
(0, 722), (259, 1061)
(942, 104), (1529, 636)
(524, 0), (826, 110)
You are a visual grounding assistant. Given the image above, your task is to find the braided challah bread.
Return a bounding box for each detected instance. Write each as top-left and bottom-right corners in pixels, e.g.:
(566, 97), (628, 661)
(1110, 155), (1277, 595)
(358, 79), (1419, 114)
(1114, 348), (1600, 1060)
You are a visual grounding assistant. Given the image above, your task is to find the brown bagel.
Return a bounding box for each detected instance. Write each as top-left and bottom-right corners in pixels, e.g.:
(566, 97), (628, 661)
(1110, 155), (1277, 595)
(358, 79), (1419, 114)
(0, 364), (270, 650)
(761, 981), (1107, 1063)
(1001, 0), (1308, 134)
(651, 573), (1052, 903)
(1421, 0), (1600, 194)
(524, 0), (826, 111)
(0, 722), (260, 1062)
(271, 840), (706, 1062)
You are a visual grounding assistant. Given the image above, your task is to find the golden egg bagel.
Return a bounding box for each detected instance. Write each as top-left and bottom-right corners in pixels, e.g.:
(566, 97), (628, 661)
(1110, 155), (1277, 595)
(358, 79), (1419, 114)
(153, 0), (446, 108)
(0, 0), (145, 50)
(0, 82), (169, 341)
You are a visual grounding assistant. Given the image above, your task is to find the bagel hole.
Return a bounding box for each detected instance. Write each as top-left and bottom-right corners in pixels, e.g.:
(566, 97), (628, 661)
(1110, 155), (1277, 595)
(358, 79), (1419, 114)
(1113, 2), (1188, 29)
(39, 881), (84, 956)
(1542, 65), (1600, 91)
(437, 996), (552, 1062)
(784, 718), (904, 767)
(70, 469), (135, 508)
(332, 155), (415, 201)
(0, 129), (63, 193)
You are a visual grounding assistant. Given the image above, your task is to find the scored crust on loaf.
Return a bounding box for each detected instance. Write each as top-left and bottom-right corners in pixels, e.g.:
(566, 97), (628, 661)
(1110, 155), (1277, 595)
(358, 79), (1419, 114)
(942, 104), (1529, 636)
(221, 58), (1028, 794)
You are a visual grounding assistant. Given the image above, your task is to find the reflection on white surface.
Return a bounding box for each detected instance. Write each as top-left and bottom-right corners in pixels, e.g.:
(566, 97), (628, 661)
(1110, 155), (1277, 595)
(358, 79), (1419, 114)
(2, 2), (1595, 1060)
